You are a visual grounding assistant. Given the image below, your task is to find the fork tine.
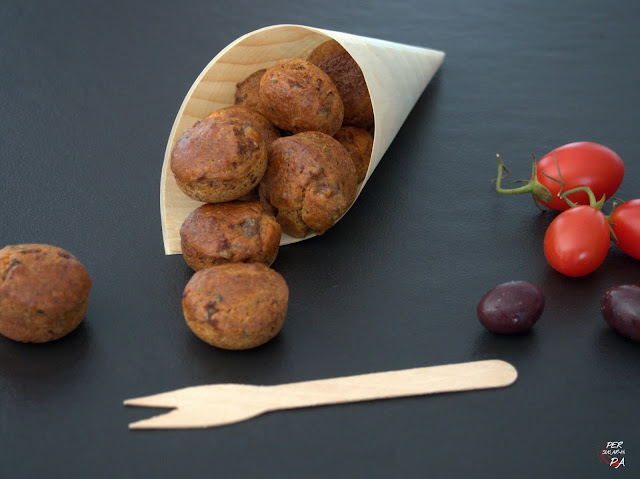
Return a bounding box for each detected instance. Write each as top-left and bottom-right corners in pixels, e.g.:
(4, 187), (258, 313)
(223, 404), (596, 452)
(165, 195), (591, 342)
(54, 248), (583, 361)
(129, 407), (232, 429)
(123, 385), (209, 408)
(128, 408), (187, 430)
(123, 393), (178, 409)
(128, 406), (256, 429)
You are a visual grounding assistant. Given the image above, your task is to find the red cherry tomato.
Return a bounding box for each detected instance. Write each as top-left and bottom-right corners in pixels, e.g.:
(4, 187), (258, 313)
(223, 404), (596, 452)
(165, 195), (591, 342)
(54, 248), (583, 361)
(536, 142), (624, 211)
(610, 199), (640, 260)
(543, 206), (610, 277)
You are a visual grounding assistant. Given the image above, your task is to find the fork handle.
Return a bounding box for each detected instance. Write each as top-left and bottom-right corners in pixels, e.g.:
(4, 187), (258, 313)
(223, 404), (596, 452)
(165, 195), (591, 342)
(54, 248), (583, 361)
(266, 360), (517, 409)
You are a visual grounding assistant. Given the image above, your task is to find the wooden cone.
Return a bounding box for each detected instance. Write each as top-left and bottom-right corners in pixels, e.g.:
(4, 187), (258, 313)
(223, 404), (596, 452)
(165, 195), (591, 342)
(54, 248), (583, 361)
(161, 24), (444, 253)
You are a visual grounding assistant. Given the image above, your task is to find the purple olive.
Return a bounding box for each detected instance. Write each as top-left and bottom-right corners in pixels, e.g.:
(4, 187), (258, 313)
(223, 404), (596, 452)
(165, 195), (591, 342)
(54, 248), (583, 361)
(601, 285), (640, 343)
(477, 281), (545, 334)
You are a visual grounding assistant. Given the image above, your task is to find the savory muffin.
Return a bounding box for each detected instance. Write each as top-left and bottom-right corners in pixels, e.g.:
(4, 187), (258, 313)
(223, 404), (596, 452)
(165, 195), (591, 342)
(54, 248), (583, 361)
(259, 131), (358, 238)
(170, 117), (267, 203)
(307, 39), (374, 130)
(180, 201), (281, 270)
(182, 263), (289, 350)
(0, 244), (91, 343)
(333, 126), (374, 183)
(205, 105), (280, 152)
(259, 58), (344, 136)
(234, 69), (267, 114)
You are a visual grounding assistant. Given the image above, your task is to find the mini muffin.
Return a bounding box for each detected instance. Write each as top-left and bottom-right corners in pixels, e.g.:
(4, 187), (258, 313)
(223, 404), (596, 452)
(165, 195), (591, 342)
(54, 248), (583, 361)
(182, 263), (289, 350)
(234, 69), (267, 114)
(333, 126), (374, 183)
(205, 105), (280, 152)
(259, 131), (358, 238)
(259, 58), (344, 136)
(307, 39), (374, 130)
(0, 244), (91, 343)
(180, 201), (281, 270)
(170, 117), (267, 203)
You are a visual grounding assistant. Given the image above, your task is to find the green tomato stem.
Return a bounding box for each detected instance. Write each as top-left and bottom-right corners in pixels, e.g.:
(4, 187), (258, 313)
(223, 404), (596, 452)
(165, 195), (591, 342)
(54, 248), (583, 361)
(494, 154), (553, 208)
(608, 223), (619, 245)
(604, 199), (625, 245)
(495, 154), (534, 195)
(560, 186), (600, 208)
(561, 185), (617, 242)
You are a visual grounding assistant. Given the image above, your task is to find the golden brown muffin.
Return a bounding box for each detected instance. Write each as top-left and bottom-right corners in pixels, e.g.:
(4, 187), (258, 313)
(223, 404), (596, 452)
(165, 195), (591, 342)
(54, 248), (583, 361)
(307, 39), (374, 130)
(259, 58), (344, 136)
(234, 69), (267, 114)
(205, 105), (280, 152)
(170, 117), (267, 203)
(0, 244), (91, 343)
(259, 131), (358, 238)
(182, 263), (289, 350)
(180, 201), (281, 270)
(333, 126), (373, 183)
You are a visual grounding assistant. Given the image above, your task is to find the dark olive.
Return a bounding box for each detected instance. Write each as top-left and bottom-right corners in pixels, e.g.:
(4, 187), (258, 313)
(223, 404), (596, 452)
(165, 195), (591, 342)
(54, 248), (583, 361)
(477, 280), (544, 334)
(600, 284), (640, 343)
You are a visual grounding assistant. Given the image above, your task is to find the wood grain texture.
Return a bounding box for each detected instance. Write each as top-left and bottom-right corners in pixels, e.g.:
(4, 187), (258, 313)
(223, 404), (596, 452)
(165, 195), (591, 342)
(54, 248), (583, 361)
(125, 360), (516, 429)
(160, 24), (444, 254)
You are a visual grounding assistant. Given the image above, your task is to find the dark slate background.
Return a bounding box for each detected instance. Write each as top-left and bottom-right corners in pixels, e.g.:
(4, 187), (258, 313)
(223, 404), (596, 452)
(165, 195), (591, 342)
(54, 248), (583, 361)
(1, 0), (639, 477)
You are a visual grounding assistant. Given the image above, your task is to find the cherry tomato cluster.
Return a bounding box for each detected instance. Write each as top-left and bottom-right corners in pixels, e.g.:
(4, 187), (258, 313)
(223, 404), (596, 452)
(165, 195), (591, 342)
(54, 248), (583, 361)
(495, 141), (639, 277)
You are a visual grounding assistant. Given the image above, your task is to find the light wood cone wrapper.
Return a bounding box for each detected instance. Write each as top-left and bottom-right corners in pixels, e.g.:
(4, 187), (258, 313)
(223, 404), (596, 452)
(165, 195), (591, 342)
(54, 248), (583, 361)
(161, 24), (445, 254)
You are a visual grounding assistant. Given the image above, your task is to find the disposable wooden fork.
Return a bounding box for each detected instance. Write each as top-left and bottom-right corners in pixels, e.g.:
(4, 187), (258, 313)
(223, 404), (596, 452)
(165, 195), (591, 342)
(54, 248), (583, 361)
(124, 359), (517, 429)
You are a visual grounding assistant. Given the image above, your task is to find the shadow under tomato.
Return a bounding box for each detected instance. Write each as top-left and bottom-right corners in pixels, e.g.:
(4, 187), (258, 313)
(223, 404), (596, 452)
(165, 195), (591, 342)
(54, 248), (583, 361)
(534, 245), (640, 323)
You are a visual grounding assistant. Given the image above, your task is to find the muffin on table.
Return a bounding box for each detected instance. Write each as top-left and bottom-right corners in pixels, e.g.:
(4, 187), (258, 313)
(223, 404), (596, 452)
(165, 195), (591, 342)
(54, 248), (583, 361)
(0, 244), (91, 343)
(182, 263), (289, 350)
(259, 58), (344, 136)
(180, 201), (281, 271)
(307, 39), (374, 130)
(170, 116), (267, 203)
(259, 131), (357, 238)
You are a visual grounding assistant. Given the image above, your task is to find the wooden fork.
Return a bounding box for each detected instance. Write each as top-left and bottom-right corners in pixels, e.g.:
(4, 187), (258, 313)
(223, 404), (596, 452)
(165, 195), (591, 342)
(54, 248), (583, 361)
(124, 359), (517, 429)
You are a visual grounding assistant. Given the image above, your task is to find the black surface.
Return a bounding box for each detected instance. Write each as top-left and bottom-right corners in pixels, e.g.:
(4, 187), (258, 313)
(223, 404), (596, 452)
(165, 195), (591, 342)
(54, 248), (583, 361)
(2, 0), (639, 477)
